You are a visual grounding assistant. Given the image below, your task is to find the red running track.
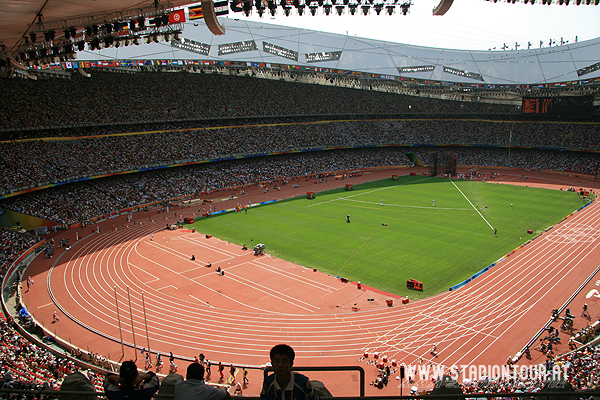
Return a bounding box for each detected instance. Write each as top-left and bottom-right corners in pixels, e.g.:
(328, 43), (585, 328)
(22, 167), (600, 396)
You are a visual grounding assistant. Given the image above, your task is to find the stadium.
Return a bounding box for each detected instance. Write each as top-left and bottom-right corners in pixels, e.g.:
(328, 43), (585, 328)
(1, 0), (600, 397)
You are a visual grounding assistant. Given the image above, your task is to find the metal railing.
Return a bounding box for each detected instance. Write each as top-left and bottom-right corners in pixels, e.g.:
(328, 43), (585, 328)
(0, 388), (597, 399)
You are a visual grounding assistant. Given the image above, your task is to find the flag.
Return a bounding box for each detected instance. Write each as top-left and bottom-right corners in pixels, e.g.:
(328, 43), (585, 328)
(169, 9), (186, 23)
(230, 0), (243, 12)
(214, 0), (229, 15)
(189, 5), (203, 19)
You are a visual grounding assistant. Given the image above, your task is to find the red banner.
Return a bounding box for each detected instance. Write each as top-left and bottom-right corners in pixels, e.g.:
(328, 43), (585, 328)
(169, 9), (186, 23)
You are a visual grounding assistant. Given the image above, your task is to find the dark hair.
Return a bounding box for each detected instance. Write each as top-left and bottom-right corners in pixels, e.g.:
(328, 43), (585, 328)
(270, 344), (295, 363)
(119, 361), (138, 387)
(186, 363), (205, 380)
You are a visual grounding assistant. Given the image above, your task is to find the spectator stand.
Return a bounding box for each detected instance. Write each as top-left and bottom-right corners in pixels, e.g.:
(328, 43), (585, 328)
(4, 252), (117, 371)
(0, 237), (109, 392)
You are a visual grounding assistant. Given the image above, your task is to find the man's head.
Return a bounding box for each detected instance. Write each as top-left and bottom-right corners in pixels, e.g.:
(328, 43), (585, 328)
(270, 344), (295, 380)
(186, 362), (205, 381)
(119, 361), (138, 387)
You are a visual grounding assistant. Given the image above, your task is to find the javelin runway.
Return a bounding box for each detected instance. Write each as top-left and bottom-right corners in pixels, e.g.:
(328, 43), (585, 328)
(22, 168), (600, 395)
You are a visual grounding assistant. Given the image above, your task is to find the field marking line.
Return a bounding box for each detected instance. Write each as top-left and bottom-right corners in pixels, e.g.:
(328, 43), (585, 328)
(180, 235), (240, 258)
(307, 177), (432, 207)
(181, 274), (280, 313)
(450, 179), (494, 230)
(226, 271), (320, 312)
(153, 236), (236, 265)
(128, 263), (160, 282)
(252, 258), (337, 291)
(157, 284), (179, 290)
(343, 198), (472, 211)
(134, 244), (192, 275)
(180, 265), (208, 274)
(146, 240), (206, 261)
(337, 225), (382, 275)
(251, 261), (334, 293)
(189, 294), (213, 306)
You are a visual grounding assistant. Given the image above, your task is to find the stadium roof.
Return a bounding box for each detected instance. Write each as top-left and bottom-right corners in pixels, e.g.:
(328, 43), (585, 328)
(2, 0), (600, 86)
(0, 0), (192, 51)
(79, 17), (600, 85)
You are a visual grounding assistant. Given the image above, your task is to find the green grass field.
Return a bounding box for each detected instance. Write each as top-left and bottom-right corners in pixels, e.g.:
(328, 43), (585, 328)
(192, 176), (586, 298)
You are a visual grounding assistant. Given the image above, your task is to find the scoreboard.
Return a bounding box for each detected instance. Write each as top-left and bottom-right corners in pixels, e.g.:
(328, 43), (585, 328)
(521, 97), (552, 114)
(521, 96), (594, 119)
(407, 278), (423, 291)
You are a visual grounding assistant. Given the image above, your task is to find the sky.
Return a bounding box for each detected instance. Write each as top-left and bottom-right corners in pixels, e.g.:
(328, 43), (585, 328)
(218, 0), (600, 51)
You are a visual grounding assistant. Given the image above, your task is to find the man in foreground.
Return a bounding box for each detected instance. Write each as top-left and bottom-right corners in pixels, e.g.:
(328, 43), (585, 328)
(175, 362), (230, 400)
(260, 344), (318, 400)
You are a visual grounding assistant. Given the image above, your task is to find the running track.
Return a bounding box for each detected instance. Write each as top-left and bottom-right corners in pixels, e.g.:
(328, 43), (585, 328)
(22, 168), (600, 396)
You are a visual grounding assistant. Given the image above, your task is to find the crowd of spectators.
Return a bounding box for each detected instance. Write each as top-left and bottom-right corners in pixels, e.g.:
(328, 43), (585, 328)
(1, 144), (599, 225)
(452, 342), (600, 393)
(1, 119), (599, 193)
(0, 230), (40, 279)
(0, 70), (518, 132)
(420, 147), (600, 176)
(0, 70), (596, 198)
(0, 316), (98, 395)
(554, 344), (600, 389)
(0, 148), (411, 225)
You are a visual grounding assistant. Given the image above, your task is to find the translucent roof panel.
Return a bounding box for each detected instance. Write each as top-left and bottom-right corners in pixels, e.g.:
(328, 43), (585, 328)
(79, 17), (600, 85)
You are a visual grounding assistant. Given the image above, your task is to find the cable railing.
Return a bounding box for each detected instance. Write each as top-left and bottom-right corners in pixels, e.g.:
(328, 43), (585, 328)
(0, 387), (597, 399)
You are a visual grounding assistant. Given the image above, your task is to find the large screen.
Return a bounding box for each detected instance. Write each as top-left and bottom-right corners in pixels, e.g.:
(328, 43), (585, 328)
(521, 96), (594, 119)
(521, 97), (552, 114)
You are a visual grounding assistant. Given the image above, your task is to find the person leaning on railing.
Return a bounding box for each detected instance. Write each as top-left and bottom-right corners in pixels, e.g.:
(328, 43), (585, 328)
(103, 360), (159, 400)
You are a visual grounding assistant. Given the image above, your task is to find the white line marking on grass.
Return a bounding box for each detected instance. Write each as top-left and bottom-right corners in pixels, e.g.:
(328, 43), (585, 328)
(307, 177), (432, 207)
(338, 226), (382, 275)
(343, 198), (472, 211)
(450, 179), (494, 231)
